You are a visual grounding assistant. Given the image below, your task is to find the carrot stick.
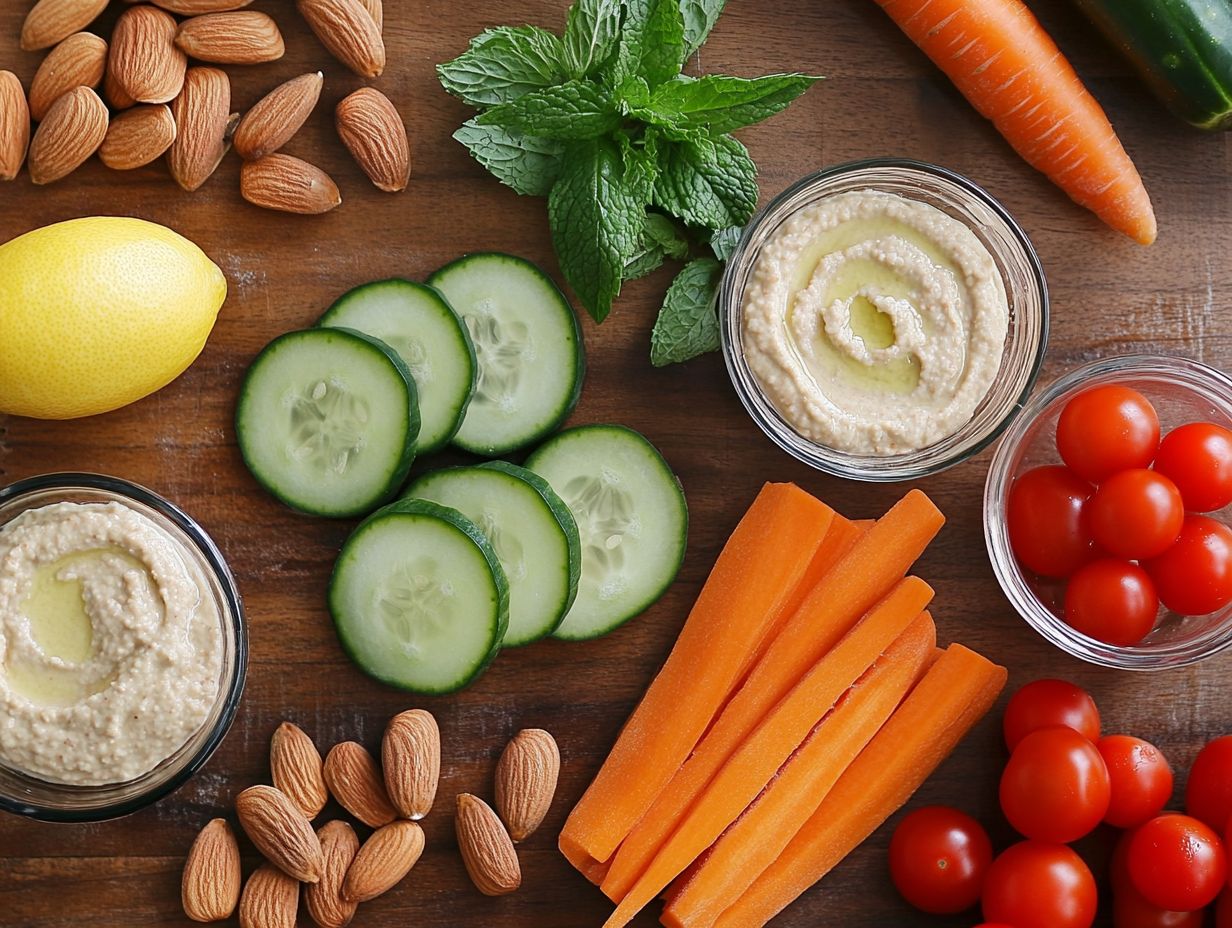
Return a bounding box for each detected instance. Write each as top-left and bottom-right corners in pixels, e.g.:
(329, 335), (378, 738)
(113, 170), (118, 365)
(663, 613), (938, 928)
(875, 0), (1156, 244)
(600, 491), (943, 901)
(600, 581), (936, 927)
(560, 484), (836, 869)
(712, 644), (1008, 928)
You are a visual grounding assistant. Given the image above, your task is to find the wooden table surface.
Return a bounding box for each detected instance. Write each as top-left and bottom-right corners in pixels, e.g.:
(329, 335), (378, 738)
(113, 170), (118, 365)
(1, 1), (1229, 925)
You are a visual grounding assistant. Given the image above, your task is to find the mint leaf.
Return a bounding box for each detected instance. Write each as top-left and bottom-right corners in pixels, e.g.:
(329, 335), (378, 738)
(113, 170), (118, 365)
(611, 0), (686, 88)
(453, 119), (564, 197)
(437, 27), (569, 107)
(564, 0), (623, 77)
(625, 212), (689, 280)
(641, 73), (820, 135)
(549, 138), (652, 322)
(477, 80), (621, 140)
(709, 225), (743, 262)
(679, 0), (727, 56)
(651, 257), (722, 366)
(653, 133), (756, 228)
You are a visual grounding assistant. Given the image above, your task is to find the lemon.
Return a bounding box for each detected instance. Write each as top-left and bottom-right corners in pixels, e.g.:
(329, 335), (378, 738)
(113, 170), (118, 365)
(0, 216), (227, 419)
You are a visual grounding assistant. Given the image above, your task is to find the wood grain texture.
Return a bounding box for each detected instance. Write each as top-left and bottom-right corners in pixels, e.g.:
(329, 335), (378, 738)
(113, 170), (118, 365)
(0, 1), (1229, 926)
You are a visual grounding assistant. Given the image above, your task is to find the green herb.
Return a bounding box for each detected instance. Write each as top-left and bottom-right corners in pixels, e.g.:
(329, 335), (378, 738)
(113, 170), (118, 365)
(439, 0), (821, 364)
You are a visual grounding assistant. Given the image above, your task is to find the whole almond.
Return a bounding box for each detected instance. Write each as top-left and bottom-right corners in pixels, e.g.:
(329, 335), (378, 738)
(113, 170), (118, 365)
(151, 0), (253, 12)
(235, 785), (324, 884)
(29, 32), (107, 122)
(182, 818), (242, 922)
(233, 72), (322, 161)
(455, 793), (521, 896)
(382, 709), (439, 820)
(495, 729), (560, 842)
(296, 0), (385, 78)
(21, 0), (108, 52)
(176, 12), (286, 64)
(238, 864), (298, 928)
(27, 86), (107, 185)
(103, 66), (137, 110)
(270, 721), (328, 820)
(342, 820), (424, 903)
(357, 0), (381, 32)
(0, 72), (31, 181)
(100, 103), (176, 169)
(110, 5), (187, 104)
(168, 66), (231, 191)
(323, 741), (397, 827)
(241, 154), (341, 214)
(304, 821), (359, 928)
(335, 87), (409, 193)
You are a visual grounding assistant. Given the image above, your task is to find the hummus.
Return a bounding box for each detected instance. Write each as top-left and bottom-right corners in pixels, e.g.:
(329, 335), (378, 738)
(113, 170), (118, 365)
(0, 501), (222, 785)
(742, 189), (1009, 455)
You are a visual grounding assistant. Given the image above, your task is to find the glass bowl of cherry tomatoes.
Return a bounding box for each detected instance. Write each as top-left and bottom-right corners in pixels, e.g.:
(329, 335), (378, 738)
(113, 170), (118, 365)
(984, 354), (1232, 669)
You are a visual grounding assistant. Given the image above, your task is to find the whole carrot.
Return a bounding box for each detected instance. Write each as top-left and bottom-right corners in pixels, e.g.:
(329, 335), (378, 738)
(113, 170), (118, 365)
(876, 0), (1157, 244)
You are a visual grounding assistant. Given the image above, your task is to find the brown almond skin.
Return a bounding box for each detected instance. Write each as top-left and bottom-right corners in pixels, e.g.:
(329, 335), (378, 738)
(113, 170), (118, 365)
(110, 5), (187, 105)
(382, 709), (439, 820)
(103, 66), (137, 110)
(100, 104), (176, 170)
(296, 0), (385, 78)
(235, 785), (324, 884)
(240, 155), (341, 214)
(335, 87), (409, 193)
(270, 721), (329, 820)
(0, 72), (31, 182)
(151, 0), (253, 12)
(21, 0), (109, 52)
(357, 0), (381, 32)
(238, 864), (298, 928)
(182, 818), (242, 922)
(29, 32), (108, 122)
(341, 820), (424, 903)
(303, 821), (359, 928)
(168, 66), (231, 192)
(456, 793), (521, 896)
(175, 12), (286, 65)
(495, 728), (560, 842)
(233, 72), (322, 161)
(28, 86), (108, 185)
(323, 741), (398, 827)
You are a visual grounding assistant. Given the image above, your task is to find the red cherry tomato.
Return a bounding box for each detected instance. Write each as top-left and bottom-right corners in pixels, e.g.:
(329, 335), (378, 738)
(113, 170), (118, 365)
(1185, 736), (1232, 832)
(1063, 559), (1159, 646)
(1154, 422), (1232, 513)
(1127, 814), (1227, 911)
(1097, 735), (1173, 828)
(1089, 470), (1185, 560)
(888, 806), (993, 914)
(1057, 385), (1161, 483)
(1008, 466), (1098, 578)
(1112, 831), (1205, 928)
(1002, 679), (1101, 752)
(982, 841), (1097, 928)
(1145, 515), (1232, 615)
(1000, 726), (1110, 843)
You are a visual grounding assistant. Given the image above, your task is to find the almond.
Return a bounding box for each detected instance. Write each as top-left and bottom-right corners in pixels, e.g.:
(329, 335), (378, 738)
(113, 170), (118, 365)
(233, 72), (322, 161)
(495, 728), (560, 842)
(182, 818), (242, 922)
(0, 72), (31, 182)
(27, 85), (107, 185)
(270, 721), (329, 820)
(103, 66), (136, 110)
(323, 741), (397, 826)
(176, 12), (286, 64)
(241, 154), (341, 214)
(238, 864), (298, 928)
(151, 0), (253, 12)
(235, 784), (324, 884)
(296, 0), (385, 78)
(335, 87), (409, 194)
(29, 32), (107, 122)
(100, 103), (176, 169)
(455, 793), (521, 896)
(110, 5), (188, 105)
(357, 0), (381, 32)
(21, 0), (108, 52)
(168, 66), (231, 191)
(382, 709), (439, 821)
(303, 821), (359, 928)
(341, 820), (424, 903)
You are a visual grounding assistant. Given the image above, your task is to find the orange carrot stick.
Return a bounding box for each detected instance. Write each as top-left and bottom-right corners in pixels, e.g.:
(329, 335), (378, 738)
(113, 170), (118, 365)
(875, 0), (1156, 244)
(560, 484), (836, 869)
(712, 644), (1008, 928)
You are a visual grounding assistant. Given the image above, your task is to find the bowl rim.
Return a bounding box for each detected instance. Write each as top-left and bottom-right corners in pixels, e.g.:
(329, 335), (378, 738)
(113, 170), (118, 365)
(0, 472), (247, 822)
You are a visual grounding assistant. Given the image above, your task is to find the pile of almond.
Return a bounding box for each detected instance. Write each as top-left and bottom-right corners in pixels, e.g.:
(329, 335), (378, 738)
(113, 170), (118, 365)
(1, 0), (410, 213)
(181, 710), (560, 926)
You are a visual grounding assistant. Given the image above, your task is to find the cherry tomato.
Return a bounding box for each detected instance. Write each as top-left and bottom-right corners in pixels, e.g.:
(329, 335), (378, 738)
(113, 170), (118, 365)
(1089, 470), (1185, 560)
(1000, 726), (1110, 843)
(981, 841), (1097, 928)
(1097, 735), (1173, 828)
(1002, 679), (1101, 752)
(1185, 736), (1232, 832)
(1064, 559), (1159, 646)
(1057, 385), (1161, 483)
(1008, 466), (1098, 578)
(888, 806), (993, 914)
(1111, 832), (1205, 928)
(1154, 422), (1232, 513)
(1127, 814), (1227, 911)
(1145, 515), (1232, 615)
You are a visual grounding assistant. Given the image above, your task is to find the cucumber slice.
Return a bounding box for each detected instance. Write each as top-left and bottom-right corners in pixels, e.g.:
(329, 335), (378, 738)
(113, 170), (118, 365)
(236, 327), (419, 518)
(427, 253), (584, 456)
(318, 280), (476, 454)
(329, 499), (509, 693)
(525, 425), (687, 641)
(405, 462), (580, 647)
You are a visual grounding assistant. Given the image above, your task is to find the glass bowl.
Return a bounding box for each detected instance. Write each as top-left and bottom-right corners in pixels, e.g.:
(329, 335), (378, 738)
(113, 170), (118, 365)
(984, 356), (1232, 670)
(719, 158), (1049, 481)
(0, 473), (246, 821)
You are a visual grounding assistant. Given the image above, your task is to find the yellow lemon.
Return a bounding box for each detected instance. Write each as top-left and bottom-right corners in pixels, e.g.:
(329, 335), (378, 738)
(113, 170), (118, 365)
(0, 216), (227, 419)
